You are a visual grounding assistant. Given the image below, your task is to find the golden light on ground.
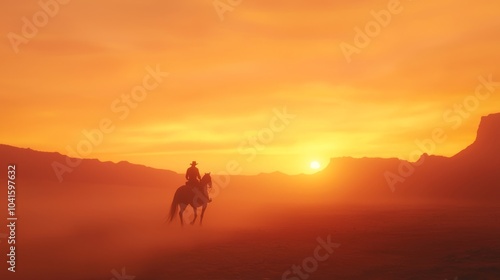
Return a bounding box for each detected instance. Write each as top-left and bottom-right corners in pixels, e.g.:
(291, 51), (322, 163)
(310, 161), (321, 170)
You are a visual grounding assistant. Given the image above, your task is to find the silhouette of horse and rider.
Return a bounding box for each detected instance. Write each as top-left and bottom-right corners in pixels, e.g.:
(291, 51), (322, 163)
(167, 161), (213, 226)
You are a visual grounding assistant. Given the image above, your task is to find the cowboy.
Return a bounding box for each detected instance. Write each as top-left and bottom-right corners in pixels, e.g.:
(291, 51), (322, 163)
(185, 161), (212, 203)
(186, 161), (201, 187)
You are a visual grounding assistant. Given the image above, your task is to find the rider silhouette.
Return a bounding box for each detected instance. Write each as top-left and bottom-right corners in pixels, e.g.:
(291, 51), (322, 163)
(186, 161), (201, 186)
(185, 161), (211, 203)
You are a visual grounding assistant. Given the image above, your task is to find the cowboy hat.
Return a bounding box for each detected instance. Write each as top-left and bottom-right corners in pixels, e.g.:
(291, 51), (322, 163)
(190, 161), (198, 166)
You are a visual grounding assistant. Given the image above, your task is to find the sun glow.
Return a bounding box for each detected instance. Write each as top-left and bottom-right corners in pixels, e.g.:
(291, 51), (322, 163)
(310, 161), (321, 170)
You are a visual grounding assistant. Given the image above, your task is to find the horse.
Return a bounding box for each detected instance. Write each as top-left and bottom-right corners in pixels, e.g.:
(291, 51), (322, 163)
(167, 173), (212, 226)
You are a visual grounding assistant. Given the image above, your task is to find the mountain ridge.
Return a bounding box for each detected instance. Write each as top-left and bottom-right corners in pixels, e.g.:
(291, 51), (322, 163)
(1, 112), (499, 200)
(0, 144), (182, 187)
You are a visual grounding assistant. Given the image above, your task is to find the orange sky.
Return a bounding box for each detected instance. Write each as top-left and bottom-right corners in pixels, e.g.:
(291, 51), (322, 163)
(1, 0), (499, 175)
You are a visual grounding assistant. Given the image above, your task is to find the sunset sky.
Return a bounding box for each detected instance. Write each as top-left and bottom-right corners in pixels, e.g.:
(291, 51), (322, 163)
(1, 0), (499, 175)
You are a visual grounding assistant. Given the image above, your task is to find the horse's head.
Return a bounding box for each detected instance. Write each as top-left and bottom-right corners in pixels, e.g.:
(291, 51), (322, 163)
(201, 172), (212, 189)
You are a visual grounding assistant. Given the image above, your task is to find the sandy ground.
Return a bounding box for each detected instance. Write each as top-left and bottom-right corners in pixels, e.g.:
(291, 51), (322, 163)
(1, 180), (500, 280)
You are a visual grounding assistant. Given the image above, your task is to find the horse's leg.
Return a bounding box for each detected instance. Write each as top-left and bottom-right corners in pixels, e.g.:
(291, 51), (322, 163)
(200, 204), (207, 226)
(190, 206), (198, 225)
(179, 204), (187, 226)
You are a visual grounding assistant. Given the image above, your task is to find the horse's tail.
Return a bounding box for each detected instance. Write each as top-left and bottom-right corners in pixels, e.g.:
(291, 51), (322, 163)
(167, 191), (179, 223)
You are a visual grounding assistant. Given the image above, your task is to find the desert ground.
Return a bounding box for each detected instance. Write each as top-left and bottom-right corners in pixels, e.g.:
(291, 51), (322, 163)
(2, 178), (500, 280)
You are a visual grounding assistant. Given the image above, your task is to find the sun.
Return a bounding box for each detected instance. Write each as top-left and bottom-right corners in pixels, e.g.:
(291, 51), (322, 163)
(310, 161), (321, 170)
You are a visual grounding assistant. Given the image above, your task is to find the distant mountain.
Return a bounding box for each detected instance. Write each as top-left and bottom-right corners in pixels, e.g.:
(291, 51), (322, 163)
(1, 112), (499, 200)
(453, 112), (500, 161)
(319, 113), (500, 201)
(0, 144), (183, 187)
